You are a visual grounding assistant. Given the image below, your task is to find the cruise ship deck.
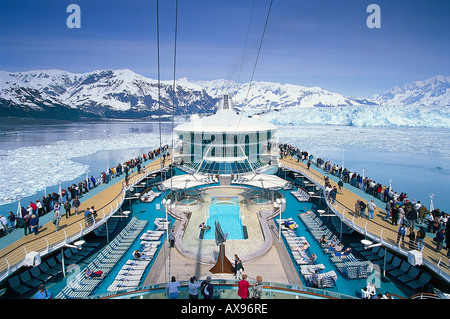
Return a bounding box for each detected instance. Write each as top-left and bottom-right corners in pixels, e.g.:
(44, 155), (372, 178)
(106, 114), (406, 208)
(0, 149), (448, 299)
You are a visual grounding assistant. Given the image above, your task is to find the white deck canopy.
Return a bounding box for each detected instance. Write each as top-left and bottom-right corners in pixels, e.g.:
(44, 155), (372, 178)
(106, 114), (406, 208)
(161, 174), (208, 190)
(239, 173), (290, 189)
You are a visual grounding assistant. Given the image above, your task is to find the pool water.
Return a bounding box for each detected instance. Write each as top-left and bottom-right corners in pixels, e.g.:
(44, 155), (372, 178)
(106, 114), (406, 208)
(203, 196), (244, 240)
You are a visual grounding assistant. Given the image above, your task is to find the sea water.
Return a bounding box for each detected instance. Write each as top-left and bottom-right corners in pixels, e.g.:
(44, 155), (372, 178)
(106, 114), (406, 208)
(0, 120), (448, 214)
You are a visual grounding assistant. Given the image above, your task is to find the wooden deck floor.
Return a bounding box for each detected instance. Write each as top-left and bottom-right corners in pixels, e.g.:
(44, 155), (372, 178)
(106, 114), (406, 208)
(280, 156), (450, 281)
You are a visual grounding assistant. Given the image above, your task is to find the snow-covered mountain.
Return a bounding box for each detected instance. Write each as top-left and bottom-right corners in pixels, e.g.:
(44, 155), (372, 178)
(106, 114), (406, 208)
(368, 75), (450, 107)
(0, 69), (216, 119)
(0, 69), (448, 127)
(192, 79), (371, 111)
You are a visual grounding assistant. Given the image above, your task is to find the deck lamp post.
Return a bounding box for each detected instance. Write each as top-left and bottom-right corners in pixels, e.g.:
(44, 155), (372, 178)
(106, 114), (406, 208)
(58, 180), (62, 203)
(162, 198), (171, 283)
(85, 169), (90, 190)
(16, 195), (21, 219)
(276, 198), (282, 241)
(61, 240), (85, 277)
(429, 194), (434, 212)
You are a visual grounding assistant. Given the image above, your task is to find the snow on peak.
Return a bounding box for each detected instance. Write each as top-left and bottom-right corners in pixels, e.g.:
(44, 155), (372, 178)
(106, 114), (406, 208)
(369, 75), (450, 107)
(0, 69), (449, 127)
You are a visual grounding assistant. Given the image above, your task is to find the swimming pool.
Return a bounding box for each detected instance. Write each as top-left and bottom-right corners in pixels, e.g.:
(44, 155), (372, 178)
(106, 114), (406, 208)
(203, 196), (244, 240)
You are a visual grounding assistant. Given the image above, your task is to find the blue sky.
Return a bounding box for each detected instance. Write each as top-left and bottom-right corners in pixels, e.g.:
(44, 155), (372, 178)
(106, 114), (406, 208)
(0, 0), (448, 97)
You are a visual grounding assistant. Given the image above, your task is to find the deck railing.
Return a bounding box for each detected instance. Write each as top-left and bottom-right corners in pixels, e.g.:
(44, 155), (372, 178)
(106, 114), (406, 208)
(280, 159), (450, 284)
(90, 278), (358, 300)
(0, 162), (165, 283)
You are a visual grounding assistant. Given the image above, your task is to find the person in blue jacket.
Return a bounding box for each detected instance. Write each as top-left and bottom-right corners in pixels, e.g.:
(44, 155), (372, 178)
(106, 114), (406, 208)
(29, 214), (39, 235)
(34, 284), (52, 299)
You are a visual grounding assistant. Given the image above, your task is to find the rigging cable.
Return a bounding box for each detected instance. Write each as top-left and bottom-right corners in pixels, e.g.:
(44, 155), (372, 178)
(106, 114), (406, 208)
(237, 0), (273, 128)
(167, 0), (179, 284)
(170, 0), (178, 205)
(237, 0), (256, 84)
(155, 0), (168, 284)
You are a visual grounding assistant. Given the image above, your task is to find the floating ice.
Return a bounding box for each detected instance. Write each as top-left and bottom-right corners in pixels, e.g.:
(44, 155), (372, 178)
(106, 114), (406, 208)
(0, 132), (170, 205)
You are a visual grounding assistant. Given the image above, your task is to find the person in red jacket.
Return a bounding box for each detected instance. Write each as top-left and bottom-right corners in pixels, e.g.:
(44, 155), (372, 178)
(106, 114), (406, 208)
(238, 274), (250, 299)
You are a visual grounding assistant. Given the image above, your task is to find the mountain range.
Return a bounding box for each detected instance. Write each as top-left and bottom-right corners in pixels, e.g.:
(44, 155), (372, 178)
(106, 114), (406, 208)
(0, 69), (448, 120)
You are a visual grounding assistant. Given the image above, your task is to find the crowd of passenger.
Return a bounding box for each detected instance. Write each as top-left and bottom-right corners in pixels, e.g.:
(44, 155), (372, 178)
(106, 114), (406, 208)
(164, 255), (263, 299)
(0, 145), (169, 238)
(279, 143), (449, 259)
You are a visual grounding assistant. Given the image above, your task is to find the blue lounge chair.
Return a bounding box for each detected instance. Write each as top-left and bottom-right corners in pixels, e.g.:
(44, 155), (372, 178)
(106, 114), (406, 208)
(29, 266), (52, 283)
(397, 266), (421, 284)
(19, 270), (43, 288)
(381, 256), (402, 272)
(406, 272), (433, 291)
(388, 261), (411, 278)
(7, 275), (31, 296)
(38, 261), (61, 276)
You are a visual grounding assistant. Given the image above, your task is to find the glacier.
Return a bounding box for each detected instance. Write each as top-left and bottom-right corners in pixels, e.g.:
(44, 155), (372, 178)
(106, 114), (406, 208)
(258, 104), (450, 128)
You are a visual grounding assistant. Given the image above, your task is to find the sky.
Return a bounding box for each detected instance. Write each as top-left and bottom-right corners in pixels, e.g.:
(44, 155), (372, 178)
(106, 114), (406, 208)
(0, 0), (449, 97)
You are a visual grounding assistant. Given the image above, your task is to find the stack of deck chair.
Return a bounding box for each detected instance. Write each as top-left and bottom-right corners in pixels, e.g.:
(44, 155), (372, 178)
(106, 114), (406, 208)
(290, 188), (310, 202)
(304, 270), (338, 288)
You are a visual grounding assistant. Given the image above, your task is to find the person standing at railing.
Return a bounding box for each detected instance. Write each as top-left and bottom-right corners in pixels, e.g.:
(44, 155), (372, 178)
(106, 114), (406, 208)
(338, 178), (344, 194)
(407, 206), (418, 229)
(52, 208), (61, 231)
(64, 201), (71, 219)
(416, 227), (426, 251)
(392, 205), (399, 226)
(367, 200), (376, 220)
(188, 276), (201, 299)
(383, 200), (392, 222)
(251, 275), (263, 299)
(407, 228), (416, 250)
(166, 276), (181, 299)
(201, 276), (214, 299)
(238, 274), (250, 299)
(354, 200), (361, 218)
(72, 196), (81, 215)
(359, 200), (367, 218)
(29, 214), (39, 235)
(434, 229), (446, 253)
(397, 223), (407, 247)
(84, 208), (92, 227)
